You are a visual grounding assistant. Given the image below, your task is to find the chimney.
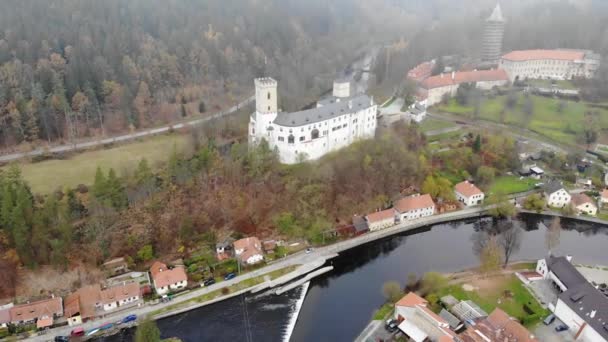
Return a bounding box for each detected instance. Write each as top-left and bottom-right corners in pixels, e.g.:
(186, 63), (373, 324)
(451, 71), (456, 80)
(566, 255), (573, 262)
(348, 100), (353, 109)
(591, 310), (596, 318)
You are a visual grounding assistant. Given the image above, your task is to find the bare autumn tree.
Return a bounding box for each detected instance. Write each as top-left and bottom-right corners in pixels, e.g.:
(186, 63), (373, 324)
(546, 216), (562, 255)
(479, 237), (503, 275)
(498, 221), (523, 267)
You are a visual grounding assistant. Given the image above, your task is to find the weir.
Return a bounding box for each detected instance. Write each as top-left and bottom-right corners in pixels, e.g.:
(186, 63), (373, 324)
(275, 266), (334, 295)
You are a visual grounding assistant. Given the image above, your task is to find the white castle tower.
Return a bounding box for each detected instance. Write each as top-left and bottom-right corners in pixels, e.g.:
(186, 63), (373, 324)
(482, 3), (506, 65)
(249, 77), (278, 146)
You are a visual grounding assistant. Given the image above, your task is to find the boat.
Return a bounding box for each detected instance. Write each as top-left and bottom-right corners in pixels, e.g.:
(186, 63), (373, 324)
(85, 328), (100, 336)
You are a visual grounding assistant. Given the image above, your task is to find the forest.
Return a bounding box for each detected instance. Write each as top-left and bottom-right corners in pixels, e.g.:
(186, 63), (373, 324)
(0, 0), (412, 149)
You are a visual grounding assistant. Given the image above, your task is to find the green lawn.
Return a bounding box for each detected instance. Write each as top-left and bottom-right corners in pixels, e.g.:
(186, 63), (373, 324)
(436, 275), (549, 327)
(418, 118), (456, 133)
(488, 176), (537, 195)
(436, 94), (608, 146)
(373, 303), (394, 320)
(526, 79), (577, 90)
(5, 133), (189, 194)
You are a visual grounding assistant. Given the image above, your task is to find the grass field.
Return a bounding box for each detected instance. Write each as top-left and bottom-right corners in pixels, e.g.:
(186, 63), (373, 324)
(5, 134), (189, 194)
(418, 118), (456, 133)
(526, 79), (577, 90)
(437, 94), (608, 146)
(488, 176), (537, 195)
(437, 274), (549, 327)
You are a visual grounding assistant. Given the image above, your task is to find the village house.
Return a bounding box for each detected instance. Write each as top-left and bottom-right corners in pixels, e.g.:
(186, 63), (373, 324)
(394, 194), (435, 221)
(393, 292), (456, 342)
(543, 181), (571, 208)
(418, 69), (509, 106)
(601, 189), (608, 207)
(0, 303), (12, 330)
(234, 237), (264, 265)
(535, 256), (608, 342)
(571, 193), (597, 216)
(459, 308), (538, 342)
(352, 215), (370, 235)
(150, 261), (188, 295)
(365, 208), (396, 231)
(64, 285), (102, 326)
(454, 181), (485, 206)
(215, 238), (234, 261)
(100, 282), (141, 311)
(101, 257), (129, 277)
(9, 297), (63, 330)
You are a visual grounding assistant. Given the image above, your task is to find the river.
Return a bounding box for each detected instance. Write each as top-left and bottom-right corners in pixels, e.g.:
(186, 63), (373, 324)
(100, 214), (608, 342)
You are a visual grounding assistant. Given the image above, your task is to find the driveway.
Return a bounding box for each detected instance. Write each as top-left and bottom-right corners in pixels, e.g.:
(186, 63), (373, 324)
(535, 320), (576, 342)
(527, 279), (558, 308)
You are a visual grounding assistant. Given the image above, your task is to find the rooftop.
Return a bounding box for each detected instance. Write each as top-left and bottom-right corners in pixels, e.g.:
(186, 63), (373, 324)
(9, 297), (63, 323)
(100, 282), (140, 304)
(454, 181), (483, 198)
(150, 261), (188, 288)
(501, 49), (585, 62)
(543, 181), (566, 195)
(559, 282), (608, 340)
(602, 189), (608, 199)
(233, 237), (261, 251)
(365, 208), (395, 223)
(487, 3), (505, 22)
(459, 308), (538, 342)
(273, 94), (373, 127)
(352, 215), (369, 233)
(547, 256), (588, 289)
(571, 193), (596, 207)
(420, 69), (508, 90)
(254, 77), (277, 87)
(64, 284), (102, 319)
(394, 194), (435, 213)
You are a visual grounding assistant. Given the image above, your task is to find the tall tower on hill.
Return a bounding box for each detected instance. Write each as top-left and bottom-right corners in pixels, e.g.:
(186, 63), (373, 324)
(482, 3), (505, 65)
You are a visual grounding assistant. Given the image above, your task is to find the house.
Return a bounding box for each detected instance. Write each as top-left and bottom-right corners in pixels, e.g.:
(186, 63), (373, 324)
(394, 292), (456, 342)
(262, 240), (276, 254)
(352, 215), (370, 235)
(577, 178), (593, 188)
(459, 308), (538, 342)
(536, 256), (608, 342)
(234, 237), (264, 265)
(543, 181), (571, 208)
(0, 303), (12, 329)
(365, 208), (396, 231)
(530, 166), (544, 179)
(600, 189), (608, 207)
(100, 282), (140, 311)
(406, 102), (427, 123)
(150, 261), (188, 295)
(571, 193), (597, 216)
(101, 257), (129, 276)
(64, 285), (102, 326)
(454, 181), (484, 206)
(407, 60), (435, 83)
(418, 69), (509, 106)
(216, 238), (234, 261)
(394, 194), (435, 221)
(9, 297), (63, 329)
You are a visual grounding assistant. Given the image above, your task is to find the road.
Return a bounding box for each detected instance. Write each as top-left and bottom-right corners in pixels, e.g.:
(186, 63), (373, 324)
(0, 96), (255, 164)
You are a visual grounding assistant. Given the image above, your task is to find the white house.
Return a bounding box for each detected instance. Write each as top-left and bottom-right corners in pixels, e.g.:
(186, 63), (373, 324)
(365, 208), (396, 231)
(394, 194), (435, 221)
(249, 77), (378, 164)
(0, 303), (13, 329)
(571, 193), (597, 216)
(535, 256), (608, 342)
(394, 292), (455, 342)
(543, 182), (571, 208)
(100, 282), (140, 311)
(150, 261), (188, 295)
(234, 237), (264, 265)
(454, 181), (485, 206)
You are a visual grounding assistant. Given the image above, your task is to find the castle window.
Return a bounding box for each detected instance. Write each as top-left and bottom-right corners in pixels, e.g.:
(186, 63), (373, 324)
(311, 129), (319, 139)
(268, 92), (271, 100)
(278, 136), (284, 142)
(300, 136), (305, 142)
(288, 135), (295, 144)
(268, 106), (270, 111)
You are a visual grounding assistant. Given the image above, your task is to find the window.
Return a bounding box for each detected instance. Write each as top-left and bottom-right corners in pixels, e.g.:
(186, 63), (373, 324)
(311, 129), (319, 139)
(267, 92), (271, 100)
(300, 136), (305, 142)
(288, 135), (294, 144)
(278, 136), (284, 142)
(268, 106), (270, 111)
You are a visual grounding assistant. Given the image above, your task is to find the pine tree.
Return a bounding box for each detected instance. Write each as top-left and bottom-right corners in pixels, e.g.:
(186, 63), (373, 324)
(181, 104), (187, 118)
(92, 166), (108, 201)
(199, 101), (206, 113)
(473, 134), (481, 153)
(107, 168), (127, 209)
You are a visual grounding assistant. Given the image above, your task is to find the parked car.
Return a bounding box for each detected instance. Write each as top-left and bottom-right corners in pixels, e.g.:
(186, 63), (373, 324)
(385, 318), (398, 332)
(555, 324), (569, 332)
(543, 314), (556, 325)
(70, 327), (85, 337)
(224, 273), (236, 280)
(54, 336), (69, 342)
(121, 314), (137, 324)
(305, 247), (313, 254)
(203, 278), (216, 286)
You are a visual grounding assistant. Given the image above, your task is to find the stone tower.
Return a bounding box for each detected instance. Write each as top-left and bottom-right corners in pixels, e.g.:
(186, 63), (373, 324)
(482, 3), (505, 65)
(254, 77), (278, 114)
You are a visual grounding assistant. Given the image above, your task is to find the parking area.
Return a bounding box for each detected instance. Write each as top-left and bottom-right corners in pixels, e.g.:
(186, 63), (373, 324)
(527, 279), (558, 308)
(355, 320), (399, 342)
(534, 319), (576, 342)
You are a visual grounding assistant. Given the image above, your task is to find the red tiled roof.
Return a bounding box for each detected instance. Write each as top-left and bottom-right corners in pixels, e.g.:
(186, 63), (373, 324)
(501, 49), (585, 62)
(65, 284), (102, 319)
(455, 181), (483, 198)
(602, 189), (608, 199)
(520, 271), (543, 280)
(366, 208), (395, 223)
(571, 193), (595, 207)
(150, 261), (188, 288)
(36, 316), (53, 329)
(9, 297), (63, 323)
(394, 194), (435, 213)
(420, 69), (508, 89)
(233, 237), (261, 251)
(408, 61), (435, 82)
(100, 283), (140, 304)
(241, 248), (263, 263)
(460, 308), (538, 342)
(396, 292), (427, 307)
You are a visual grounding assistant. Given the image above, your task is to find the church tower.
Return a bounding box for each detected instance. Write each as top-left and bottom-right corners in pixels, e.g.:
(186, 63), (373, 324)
(482, 3), (505, 65)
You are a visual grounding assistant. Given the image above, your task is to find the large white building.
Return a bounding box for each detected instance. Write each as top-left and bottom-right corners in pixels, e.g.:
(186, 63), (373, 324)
(418, 69), (509, 106)
(536, 256), (608, 342)
(499, 49), (600, 82)
(543, 181), (571, 208)
(249, 78), (378, 164)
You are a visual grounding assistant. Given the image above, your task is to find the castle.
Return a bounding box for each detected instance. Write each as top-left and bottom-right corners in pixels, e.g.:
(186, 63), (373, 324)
(248, 78), (377, 164)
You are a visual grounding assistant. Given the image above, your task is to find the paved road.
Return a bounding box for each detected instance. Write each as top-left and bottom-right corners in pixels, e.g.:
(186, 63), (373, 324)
(0, 96), (255, 164)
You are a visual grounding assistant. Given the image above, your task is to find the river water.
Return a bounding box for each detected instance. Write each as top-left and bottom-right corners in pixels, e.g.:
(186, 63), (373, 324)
(101, 214), (608, 342)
